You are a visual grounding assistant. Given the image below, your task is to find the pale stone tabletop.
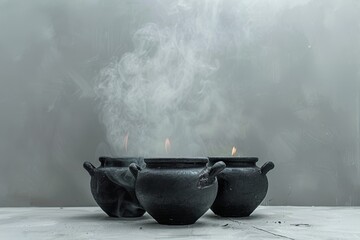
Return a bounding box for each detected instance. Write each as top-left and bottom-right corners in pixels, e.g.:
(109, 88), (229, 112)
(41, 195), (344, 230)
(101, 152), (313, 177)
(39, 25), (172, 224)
(0, 206), (359, 239)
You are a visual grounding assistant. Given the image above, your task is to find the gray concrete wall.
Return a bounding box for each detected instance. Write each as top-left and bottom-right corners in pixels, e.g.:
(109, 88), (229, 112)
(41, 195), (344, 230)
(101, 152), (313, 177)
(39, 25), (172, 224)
(0, 0), (359, 206)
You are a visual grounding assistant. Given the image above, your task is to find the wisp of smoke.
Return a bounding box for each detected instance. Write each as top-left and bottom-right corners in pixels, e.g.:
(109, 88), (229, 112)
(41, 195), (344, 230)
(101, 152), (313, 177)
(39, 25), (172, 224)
(95, 1), (223, 156)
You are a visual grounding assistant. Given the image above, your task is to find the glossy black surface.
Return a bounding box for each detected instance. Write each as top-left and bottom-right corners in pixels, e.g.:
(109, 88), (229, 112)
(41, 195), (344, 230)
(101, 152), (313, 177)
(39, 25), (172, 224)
(129, 158), (226, 225)
(83, 157), (145, 218)
(208, 157), (274, 217)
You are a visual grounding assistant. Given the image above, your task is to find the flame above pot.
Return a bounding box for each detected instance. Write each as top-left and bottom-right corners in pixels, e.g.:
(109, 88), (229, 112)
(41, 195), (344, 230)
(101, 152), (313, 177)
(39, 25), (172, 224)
(165, 138), (171, 154)
(232, 146), (237, 156)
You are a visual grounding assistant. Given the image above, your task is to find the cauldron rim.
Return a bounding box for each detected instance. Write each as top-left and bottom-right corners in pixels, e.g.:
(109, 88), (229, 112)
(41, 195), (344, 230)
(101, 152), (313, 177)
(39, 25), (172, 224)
(99, 156), (143, 167)
(144, 157), (208, 164)
(208, 156), (258, 163)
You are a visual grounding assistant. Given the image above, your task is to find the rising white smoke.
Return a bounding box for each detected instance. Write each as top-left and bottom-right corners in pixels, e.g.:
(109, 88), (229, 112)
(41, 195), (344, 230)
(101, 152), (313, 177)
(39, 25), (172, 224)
(95, 1), (224, 156)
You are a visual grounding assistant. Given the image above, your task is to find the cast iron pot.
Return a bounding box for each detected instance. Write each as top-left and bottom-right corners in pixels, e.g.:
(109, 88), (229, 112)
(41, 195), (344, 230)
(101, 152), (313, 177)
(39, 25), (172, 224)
(83, 157), (145, 218)
(129, 158), (226, 225)
(208, 157), (274, 217)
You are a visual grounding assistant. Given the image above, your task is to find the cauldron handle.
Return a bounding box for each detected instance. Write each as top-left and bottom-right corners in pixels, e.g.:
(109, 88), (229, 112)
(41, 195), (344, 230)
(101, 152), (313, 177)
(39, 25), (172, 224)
(83, 162), (95, 176)
(198, 161), (226, 188)
(208, 161), (226, 179)
(129, 163), (142, 179)
(260, 161), (275, 175)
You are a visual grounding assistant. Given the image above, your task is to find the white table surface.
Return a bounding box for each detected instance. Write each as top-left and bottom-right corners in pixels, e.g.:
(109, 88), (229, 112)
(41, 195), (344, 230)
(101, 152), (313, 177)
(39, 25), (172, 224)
(0, 206), (359, 240)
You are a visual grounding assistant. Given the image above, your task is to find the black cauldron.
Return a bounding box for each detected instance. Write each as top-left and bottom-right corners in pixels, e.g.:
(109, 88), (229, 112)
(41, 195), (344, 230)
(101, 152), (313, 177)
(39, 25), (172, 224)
(83, 157), (145, 218)
(129, 158), (226, 225)
(208, 157), (274, 217)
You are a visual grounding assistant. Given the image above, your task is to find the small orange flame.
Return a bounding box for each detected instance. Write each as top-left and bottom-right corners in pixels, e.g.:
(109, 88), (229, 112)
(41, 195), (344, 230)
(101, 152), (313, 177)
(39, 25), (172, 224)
(165, 138), (171, 153)
(231, 146), (237, 156)
(123, 133), (129, 152)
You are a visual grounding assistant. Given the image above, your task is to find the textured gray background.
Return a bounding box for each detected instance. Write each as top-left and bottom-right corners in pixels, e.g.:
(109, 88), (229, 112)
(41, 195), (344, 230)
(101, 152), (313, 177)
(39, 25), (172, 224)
(0, 0), (359, 206)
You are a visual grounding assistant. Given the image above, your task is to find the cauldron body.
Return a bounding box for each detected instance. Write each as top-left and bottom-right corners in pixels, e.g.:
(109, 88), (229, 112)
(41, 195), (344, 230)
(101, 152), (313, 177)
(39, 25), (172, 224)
(208, 157), (274, 217)
(130, 158), (226, 225)
(83, 157), (145, 218)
